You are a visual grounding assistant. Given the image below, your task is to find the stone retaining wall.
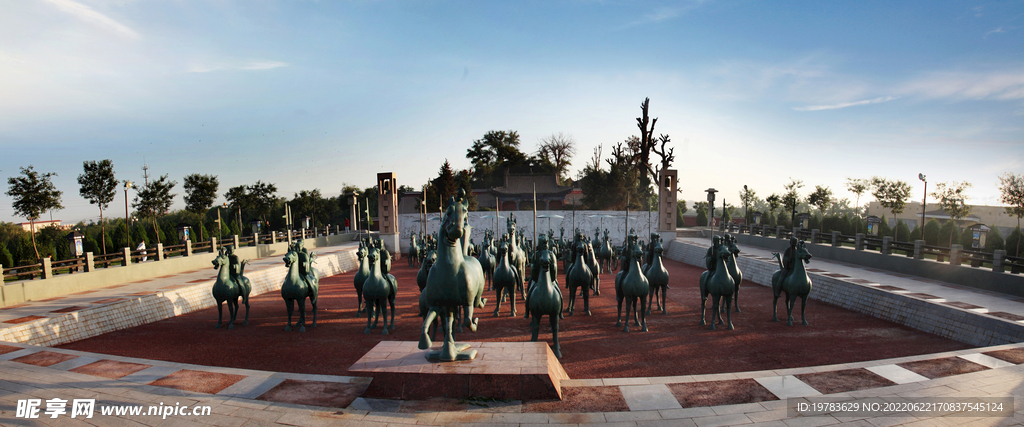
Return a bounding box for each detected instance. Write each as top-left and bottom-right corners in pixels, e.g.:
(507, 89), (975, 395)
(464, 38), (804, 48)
(664, 239), (1024, 347)
(0, 247), (359, 347)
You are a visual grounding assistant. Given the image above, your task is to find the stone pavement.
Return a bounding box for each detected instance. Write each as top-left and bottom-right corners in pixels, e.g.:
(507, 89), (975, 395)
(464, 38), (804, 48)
(1, 237), (1024, 425)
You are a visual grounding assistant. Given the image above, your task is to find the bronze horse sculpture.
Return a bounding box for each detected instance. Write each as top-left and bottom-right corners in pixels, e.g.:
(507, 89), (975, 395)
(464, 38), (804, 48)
(645, 238), (670, 315)
(211, 246), (251, 329)
(528, 256), (564, 357)
(772, 241), (813, 326)
(565, 238), (593, 316)
(492, 239), (520, 317)
(699, 236), (735, 330)
(281, 242), (319, 332)
(363, 246), (397, 334)
(725, 234), (744, 312)
(353, 241), (370, 315)
(418, 190), (487, 361)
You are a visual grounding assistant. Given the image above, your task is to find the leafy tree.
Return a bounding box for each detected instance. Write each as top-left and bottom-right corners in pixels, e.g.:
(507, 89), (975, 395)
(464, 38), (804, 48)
(986, 227), (1005, 253)
(77, 160), (117, 254)
(183, 174), (219, 213)
(247, 181), (278, 225)
(676, 200), (688, 227)
(537, 132), (577, 183)
(1, 244), (15, 268)
(6, 166), (64, 259)
(937, 221), (962, 249)
(782, 179), (804, 227)
(807, 185), (833, 218)
(931, 181), (972, 247)
(132, 174), (177, 244)
(909, 225), (922, 242)
(923, 219), (941, 245)
(998, 173), (1024, 256)
(846, 177), (870, 233)
(739, 186), (757, 224)
(466, 130), (528, 187)
(1006, 227), (1023, 257)
(695, 202), (708, 227)
(878, 215), (892, 238)
(291, 189), (327, 227)
(871, 177), (912, 240)
(896, 221), (911, 242)
(765, 193), (781, 226)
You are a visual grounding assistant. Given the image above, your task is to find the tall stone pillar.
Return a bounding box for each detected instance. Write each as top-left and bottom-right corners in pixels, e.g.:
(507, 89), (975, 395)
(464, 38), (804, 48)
(657, 169), (678, 242)
(377, 172), (401, 259)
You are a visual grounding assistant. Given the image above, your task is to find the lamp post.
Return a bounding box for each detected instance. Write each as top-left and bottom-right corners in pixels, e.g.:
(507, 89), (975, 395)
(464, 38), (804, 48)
(124, 181), (133, 248)
(919, 173), (927, 237)
(743, 185), (749, 229)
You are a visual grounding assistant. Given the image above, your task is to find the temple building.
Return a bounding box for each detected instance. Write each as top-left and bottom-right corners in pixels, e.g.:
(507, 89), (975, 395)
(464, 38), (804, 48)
(487, 170), (574, 211)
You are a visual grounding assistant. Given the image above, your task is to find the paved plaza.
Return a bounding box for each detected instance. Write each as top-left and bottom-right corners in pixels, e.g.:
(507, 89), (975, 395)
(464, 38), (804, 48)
(2, 237), (1024, 426)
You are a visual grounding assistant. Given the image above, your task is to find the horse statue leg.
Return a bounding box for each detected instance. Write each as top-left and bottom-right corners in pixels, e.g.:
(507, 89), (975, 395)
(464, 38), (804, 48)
(364, 297), (375, 334)
(419, 307), (438, 349)
(800, 295), (809, 326)
(297, 298), (307, 332)
(284, 298), (294, 331)
(387, 289), (397, 331)
(241, 278), (251, 326)
(227, 297), (238, 330)
(639, 296), (648, 332)
(709, 294), (720, 330)
(215, 299), (225, 329)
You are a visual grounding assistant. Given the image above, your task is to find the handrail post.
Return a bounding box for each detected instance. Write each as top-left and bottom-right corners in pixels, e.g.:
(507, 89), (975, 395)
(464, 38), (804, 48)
(41, 257), (52, 279)
(776, 226), (784, 239)
(993, 249), (1006, 273)
(810, 229), (819, 244)
(950, 244), (962, 265)
(84, 252), (95, 272)
(271, 231), (277, 244)
(233, 235), (240, 249)
(252, 234), (258, 247)
(831, 231), (840, 247)
(211, 237), (218, 253)
(882, 236), (892, 255)
(123, 247), (132, 266)
(855, 233), (865, 251)
(156, 243), (165, 261)
(185, 240), (193, 256)
(914, 240), (925, 260)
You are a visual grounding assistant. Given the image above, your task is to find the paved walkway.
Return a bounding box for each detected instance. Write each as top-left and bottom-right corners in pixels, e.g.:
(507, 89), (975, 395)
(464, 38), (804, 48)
(1, 238), (1024, 425)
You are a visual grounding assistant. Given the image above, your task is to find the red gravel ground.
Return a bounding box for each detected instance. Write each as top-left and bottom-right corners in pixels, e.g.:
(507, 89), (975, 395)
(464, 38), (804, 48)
(58, 258), (971, 379)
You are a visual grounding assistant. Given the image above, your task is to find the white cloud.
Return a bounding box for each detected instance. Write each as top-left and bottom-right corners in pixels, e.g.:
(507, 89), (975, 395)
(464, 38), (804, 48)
(793, 96), (898, 111)
(189, 60), (289, 73)
(899, 70), (1024, 100)
(43, 0), (139, 39)
(622, 1), (710, 28)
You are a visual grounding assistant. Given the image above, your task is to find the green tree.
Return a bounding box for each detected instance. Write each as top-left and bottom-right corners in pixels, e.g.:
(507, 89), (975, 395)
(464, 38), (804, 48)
(77, 160), (117, 255)
(291, 189), (327, 227)
(909, 225), (922, 242)
(739, 185), (757, 224)
(132, 174), (177, 244)
(986, 227), (1005, 253)
(466, 130), (528, 187)
(247, 181), (278, 224)
(998, 173), (1024, 256)
(931, 181), (972, 247)
(846, 177), (870, 233)
(1, 244), (15, 269)
(765, 194), (781, 227)
(871, 177), (912, 240)
(183, 174), (219, 213)
(695, 202), (708, 227)
(896, 221), (911, 242)
(807, 185), (833, 219)
(6, 166), (64, 259)
(923, 219), (941, 246)
(676, 200), (688, 227)
(1006, 227), (1023, 257)
(782, 178), (804, 227)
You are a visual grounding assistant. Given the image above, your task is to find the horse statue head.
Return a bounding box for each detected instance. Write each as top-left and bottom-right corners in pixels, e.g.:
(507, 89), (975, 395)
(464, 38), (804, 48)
(440, 190), (470, 245)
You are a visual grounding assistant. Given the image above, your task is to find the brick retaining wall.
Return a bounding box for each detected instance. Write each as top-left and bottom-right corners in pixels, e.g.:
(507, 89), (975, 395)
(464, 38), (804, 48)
(665, 239), (1024, 347)
(0, 247), (359, 347)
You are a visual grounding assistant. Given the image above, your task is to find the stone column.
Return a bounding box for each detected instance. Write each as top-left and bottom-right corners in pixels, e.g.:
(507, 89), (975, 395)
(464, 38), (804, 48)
(156, 243), (165, 261)
(777, 226), (785, 239)
(271, 231), (277, 244)
(993, 249), (1006, 273)
(882, 236), (892, 255)
(41, 257), (52, 279)
(950, 244), (962, 265)
(832, 231), (841, 247)
(253, 234), (259, 247)
(811, 229), (819, 244)
(855, 233), (865, 251)
(287, 230), (293, 244)
(183, 240), (191, 256)
(84, 252), (95, 272)
(914, 240), (925, 260)
(123, 247), (132, 266)
(233, 235), (240, 249)
(211, 237), (218, 253)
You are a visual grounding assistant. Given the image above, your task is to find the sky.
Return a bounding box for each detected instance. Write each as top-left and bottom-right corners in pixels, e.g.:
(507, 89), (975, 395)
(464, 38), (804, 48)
(0, 0), (1021, 224)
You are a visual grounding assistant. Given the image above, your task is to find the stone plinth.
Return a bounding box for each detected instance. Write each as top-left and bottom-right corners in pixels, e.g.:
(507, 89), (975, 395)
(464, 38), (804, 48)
(349, 341), (569, 400)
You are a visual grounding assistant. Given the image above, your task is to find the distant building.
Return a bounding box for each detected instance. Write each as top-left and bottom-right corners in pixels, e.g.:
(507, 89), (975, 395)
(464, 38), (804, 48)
(865, 201), (1017, 236)
(17, 220), (68, 232)
(489, 170), (574, 211)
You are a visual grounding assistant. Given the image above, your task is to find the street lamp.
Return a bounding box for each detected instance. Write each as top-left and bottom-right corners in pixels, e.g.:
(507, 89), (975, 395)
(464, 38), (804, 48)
(919, 173), (927, 237)
(124, 181), (133, 248)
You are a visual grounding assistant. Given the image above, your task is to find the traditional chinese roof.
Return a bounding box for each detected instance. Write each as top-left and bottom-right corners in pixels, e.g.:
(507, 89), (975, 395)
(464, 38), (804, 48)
(491, 172), (572, 197)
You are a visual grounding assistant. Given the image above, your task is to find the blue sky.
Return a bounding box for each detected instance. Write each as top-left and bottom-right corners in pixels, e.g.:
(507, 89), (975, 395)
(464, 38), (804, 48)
(0, 0), (1021, 224)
